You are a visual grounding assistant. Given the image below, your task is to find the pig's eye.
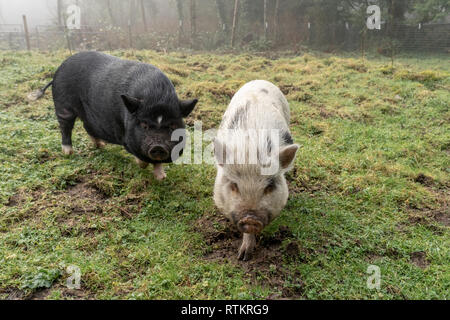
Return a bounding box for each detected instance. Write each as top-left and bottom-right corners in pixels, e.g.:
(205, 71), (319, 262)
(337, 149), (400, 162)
(169, 123), (178, 130)
(140, 122), (149, 130)
(230, 182), (239, 193)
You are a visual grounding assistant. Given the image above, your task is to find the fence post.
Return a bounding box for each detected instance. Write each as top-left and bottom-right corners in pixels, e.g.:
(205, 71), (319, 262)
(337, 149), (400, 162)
(64, 26), (73, 55)
(273, 0), (280, 44)
(35, 26), (41, 51)
(231, 0), (239, 47)
(140, 0), (148, 32)
(8, 32), (13, 50)
(128, 20), (133, 48)
(263, 0), (268, 41)
(22, 15), (31, 51)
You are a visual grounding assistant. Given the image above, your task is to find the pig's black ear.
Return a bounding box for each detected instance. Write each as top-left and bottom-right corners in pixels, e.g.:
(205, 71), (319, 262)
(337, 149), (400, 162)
(121, 94), (142, 114)
(179, 99), (198, 117)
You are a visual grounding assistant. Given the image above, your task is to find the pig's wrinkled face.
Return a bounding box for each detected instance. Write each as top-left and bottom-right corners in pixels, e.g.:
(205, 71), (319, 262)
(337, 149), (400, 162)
(213, 165), (289, 234)
(121, 95), (197, 163)
(132, 106), (185, 162)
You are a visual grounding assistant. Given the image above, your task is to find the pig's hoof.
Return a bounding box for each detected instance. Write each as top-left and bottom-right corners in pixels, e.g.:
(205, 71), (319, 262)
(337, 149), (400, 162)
(96, 140), (106, 148)
(153, 164), (166, 181)
(90, 136), (106, 149)
(62, 145), (73, 155)
(153, 171), (167, 181)
(135, 157), (149, 169)
(238, 244), (254, 261)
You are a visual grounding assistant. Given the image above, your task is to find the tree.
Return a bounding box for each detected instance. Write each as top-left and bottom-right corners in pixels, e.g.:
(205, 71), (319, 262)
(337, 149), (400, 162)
(231, 0), (240, 47)
(190, 0), (196, 48)
(106, 0), (116, 25)
(57, 0), (63, 26)
(175, 0), (184, 46)
(263, 0), (268, 41)
(140, 0), (148, 32)
(273, 0), (280, 43)
(411, 0), (449, 23)
(215, 0), (229, 33)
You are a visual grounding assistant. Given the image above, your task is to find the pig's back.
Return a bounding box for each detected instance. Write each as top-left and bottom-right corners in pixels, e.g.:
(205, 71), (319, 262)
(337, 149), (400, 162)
(222, 80), (290, 131)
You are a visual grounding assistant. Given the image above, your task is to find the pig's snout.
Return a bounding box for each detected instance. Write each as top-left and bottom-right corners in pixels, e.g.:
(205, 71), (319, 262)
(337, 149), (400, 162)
(237, 214), (264, 234)
(149, 145), (169, 161)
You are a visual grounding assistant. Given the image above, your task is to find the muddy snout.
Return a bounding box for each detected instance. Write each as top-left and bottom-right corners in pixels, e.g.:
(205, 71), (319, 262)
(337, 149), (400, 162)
(237, 215), (265, 234)
(148, 145), (169, 161)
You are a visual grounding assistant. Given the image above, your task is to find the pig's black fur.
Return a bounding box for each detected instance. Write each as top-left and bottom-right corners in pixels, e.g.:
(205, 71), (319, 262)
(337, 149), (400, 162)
(42, 51), (197, 164)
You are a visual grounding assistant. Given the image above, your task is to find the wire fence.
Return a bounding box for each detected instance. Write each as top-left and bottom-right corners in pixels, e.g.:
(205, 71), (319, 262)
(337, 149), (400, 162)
(0, 21), (449, 53)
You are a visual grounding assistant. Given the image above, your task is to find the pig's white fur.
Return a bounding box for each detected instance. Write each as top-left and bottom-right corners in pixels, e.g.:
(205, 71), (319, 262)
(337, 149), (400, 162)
(222, 80), (290, 129)
(214, 80), (297, 238)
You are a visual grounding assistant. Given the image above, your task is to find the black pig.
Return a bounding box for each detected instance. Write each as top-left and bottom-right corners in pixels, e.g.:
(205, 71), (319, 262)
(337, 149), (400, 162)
(29, 51), (198, 180)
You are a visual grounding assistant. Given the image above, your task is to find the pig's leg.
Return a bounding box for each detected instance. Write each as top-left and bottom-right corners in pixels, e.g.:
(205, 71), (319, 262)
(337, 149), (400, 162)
(56, 110), (76, 155)
(135, 157), (149, 169)
(153, 163), (166, 181)
(89, 135), (106, 149)
(238, 233), (256, 261)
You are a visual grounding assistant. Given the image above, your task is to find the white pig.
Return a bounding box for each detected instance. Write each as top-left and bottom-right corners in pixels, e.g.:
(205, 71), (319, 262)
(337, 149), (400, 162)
(213, 80), (299, 260)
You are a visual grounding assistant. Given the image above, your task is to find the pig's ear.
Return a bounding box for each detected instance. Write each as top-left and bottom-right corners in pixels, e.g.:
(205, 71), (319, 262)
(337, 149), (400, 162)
(279, 144), (299, 169)
(179, 99), (198, 117)
(214, 138), (226, 166)
(121, 94), (142, 114)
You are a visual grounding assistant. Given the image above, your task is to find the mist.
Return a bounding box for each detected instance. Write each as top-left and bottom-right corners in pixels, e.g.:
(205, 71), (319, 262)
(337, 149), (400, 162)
(0, 0), (56, 28)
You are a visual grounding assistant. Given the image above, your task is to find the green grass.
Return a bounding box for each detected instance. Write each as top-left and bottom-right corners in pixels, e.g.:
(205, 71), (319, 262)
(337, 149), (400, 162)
(0, 49), (449, 299)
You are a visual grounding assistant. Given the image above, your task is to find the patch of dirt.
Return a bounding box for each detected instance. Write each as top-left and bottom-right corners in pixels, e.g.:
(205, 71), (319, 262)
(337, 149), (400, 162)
(37, 149), (56, 164)
(399, 183), (449, 233)
(4, 188), (43, 208)
(433, 211), (449, 227)
(1, 283), (94, 300)
(410, 251), (430, 269)
(194, 214), (304, 299)
(278, 84), (299, 95)
(5, 193), (23, 207)
(365, 253), (384, 263)
(385, 284), (407, 299)
(28, 284), (94, 300)
(0, 287), (27, 300)
(414, 173), (434, 187)
(66, 182), (108, 210)
(318, 108), (337, 119)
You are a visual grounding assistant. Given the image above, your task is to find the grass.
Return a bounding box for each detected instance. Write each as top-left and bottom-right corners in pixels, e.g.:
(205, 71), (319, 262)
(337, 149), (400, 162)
(0, 49), (449, 299)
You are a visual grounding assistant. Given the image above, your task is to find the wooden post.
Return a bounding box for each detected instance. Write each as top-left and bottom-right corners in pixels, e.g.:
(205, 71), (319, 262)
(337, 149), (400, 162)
(57, 0), (63, 26)
(140, 0), (148, 32)
(215, 0), (228, 34)
(176, 0), (183, 47)
(263, 0), (268, 41)
(22, 15), (31, 50)
(190, 0), (196, 48)
(107, 0), (115, 25)
(273, 0), (279, 44)
(231, 0), (239, 47)
(128, 20), (133, 48)
(64, 26), (72, 54)
(36, 26), (41, 51)
(128, 0), (133, 48)
(8, 32), (13, 50)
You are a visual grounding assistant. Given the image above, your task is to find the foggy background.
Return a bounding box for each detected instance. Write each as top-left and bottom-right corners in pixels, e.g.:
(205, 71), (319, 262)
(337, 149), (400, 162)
(0, 0), (56, 27)
(0, 0), (448, 53)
